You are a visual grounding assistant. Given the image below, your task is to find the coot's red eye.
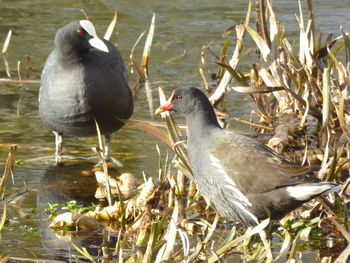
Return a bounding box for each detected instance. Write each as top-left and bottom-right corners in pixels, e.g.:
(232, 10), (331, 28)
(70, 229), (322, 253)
(176, 95), (183, 100)
(76, 29), (85, 35)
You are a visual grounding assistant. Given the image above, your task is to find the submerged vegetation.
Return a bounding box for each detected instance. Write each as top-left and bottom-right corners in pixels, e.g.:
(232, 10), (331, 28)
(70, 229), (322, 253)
(1, 0), (350, 262)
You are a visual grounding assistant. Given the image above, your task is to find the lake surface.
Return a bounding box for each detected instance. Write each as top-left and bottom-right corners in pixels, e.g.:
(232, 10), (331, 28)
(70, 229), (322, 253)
(0, 0), (349, 260)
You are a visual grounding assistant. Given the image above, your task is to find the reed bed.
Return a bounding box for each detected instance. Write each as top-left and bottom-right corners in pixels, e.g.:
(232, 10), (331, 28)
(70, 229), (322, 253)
(1, 0), (350, 262)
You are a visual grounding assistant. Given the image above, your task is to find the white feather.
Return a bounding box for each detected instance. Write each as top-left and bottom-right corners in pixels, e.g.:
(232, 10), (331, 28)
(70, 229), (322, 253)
(209, 154), (257, 223)
(210, 154), (251, 205)
(233, 201), (259, 224)
(287, 183), (339, 201)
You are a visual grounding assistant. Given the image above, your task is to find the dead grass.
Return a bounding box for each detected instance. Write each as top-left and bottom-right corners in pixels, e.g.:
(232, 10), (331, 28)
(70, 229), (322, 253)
(1, 0), (350, 262)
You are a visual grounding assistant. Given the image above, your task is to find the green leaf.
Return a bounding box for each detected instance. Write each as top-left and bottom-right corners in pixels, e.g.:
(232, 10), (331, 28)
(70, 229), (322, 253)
(300, 226), (312, 241)
(216, 62), (249, 86)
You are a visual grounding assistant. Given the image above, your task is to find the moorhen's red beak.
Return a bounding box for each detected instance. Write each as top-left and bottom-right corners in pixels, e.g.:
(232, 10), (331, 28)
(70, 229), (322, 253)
(155, 90), (175, 114)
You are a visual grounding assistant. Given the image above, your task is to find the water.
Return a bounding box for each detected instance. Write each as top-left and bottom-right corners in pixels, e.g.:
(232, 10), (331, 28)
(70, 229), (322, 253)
(0, 0), (349, 260)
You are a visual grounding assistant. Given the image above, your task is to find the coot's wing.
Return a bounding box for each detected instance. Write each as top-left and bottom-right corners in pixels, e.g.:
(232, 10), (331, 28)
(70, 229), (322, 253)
(39, 50), (57, 103)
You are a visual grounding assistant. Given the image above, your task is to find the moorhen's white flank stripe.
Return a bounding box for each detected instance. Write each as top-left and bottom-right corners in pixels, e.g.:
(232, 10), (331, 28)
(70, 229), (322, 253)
(209, 154), (258, 223)
(209, 154), (252, 206)
(232, 200), (259, 224)
(286, 183), (340, 201)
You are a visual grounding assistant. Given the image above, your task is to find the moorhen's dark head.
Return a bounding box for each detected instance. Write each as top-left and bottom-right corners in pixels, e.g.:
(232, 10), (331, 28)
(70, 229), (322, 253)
(156, 87), (213, 116)
(55, 20), (109, 55)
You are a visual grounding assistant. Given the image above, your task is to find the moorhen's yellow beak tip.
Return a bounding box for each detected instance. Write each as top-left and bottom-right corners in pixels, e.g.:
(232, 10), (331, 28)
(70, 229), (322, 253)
(155, 108), (163, 114)
(155, 90), (175, 114)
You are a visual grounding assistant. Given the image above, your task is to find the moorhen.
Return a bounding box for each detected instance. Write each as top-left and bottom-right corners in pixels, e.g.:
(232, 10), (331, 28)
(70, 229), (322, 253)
(39, 20), (133, 164)
(156, 87), (340, 226)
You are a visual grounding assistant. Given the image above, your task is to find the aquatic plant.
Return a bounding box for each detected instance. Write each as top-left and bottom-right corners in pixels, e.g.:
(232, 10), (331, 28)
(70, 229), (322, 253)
(1, 0), (350, 262)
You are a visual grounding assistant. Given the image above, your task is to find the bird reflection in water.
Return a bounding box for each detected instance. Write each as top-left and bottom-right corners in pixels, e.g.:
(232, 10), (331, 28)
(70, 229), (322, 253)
(38, 161), (120, 260)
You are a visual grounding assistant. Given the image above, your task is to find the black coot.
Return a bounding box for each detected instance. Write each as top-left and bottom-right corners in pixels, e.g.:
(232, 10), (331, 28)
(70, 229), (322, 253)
(39, 20), (133, 164)
(156, 87), (340, 226)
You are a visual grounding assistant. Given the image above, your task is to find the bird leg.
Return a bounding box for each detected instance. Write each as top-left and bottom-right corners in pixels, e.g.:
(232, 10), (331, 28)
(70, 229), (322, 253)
(101, 134), (123, 167)
(103, 134), (111, 161)
(54, 131), (63, 165)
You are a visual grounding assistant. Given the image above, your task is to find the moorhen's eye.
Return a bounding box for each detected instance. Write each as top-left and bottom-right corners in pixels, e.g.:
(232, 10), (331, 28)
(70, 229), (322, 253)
(176, 95), (183, 100)
(76, 29), (85, 35)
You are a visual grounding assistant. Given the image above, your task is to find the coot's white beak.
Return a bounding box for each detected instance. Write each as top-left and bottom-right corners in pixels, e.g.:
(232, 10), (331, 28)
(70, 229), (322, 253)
(79, 20), (109, 53)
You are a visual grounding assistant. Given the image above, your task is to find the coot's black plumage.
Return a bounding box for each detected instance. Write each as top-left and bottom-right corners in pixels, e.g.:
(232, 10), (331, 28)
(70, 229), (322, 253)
(156, 87), (340, 226)
(39, 20), (133, 164)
